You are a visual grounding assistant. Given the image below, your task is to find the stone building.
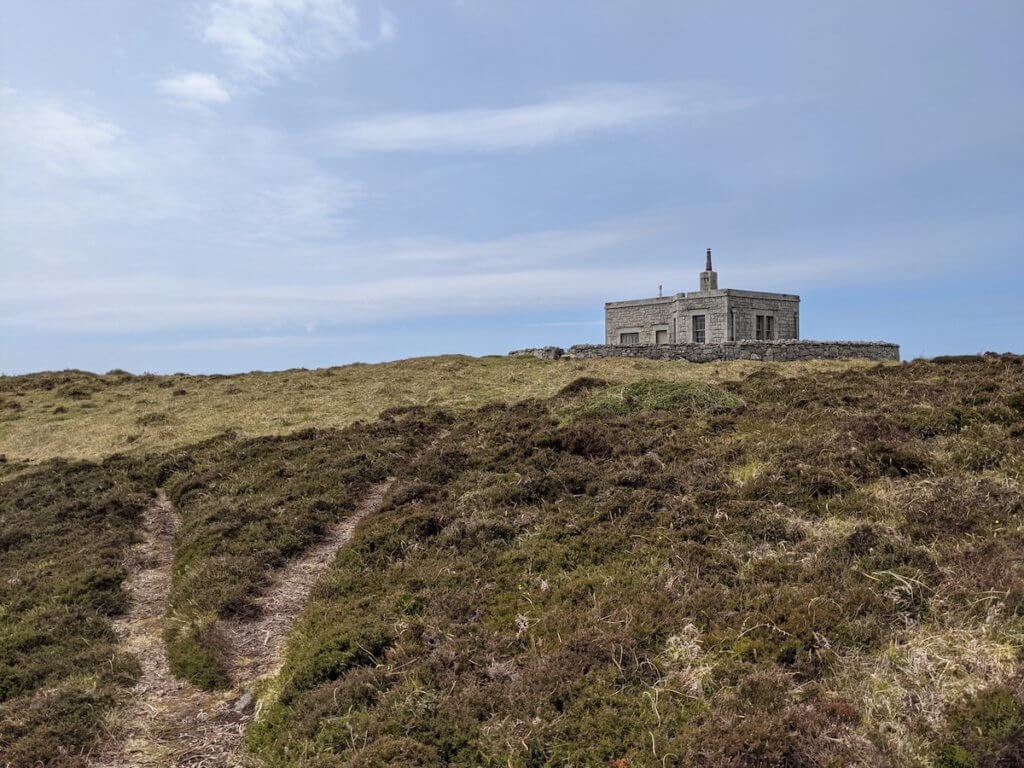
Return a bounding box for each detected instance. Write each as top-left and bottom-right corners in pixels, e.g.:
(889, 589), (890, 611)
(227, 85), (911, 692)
(605, 249), (800, 345)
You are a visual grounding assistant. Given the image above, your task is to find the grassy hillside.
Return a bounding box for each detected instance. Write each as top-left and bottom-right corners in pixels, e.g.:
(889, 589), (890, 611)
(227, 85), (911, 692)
(2, 354), (1023, 766)
(160, 407), (448, 689)
(244, 357), (1024, 767)
(0, 355), (873, 462)
(0, 459), (150, 766)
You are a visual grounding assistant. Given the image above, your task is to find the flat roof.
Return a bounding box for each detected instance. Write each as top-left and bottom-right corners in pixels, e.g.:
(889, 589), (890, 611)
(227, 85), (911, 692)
(605, 288), (800, 307)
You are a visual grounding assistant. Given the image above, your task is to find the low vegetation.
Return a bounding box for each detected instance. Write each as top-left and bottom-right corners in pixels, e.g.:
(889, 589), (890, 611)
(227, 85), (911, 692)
(0, 459), (149, 765)
(0, 355), (877, 462)
(241, 357), (1024, 766)
(2, 353), (1023, 766)
(159, 407), (449, 689)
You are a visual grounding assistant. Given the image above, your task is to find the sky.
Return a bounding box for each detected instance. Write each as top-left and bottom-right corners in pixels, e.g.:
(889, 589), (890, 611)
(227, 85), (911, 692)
(1, 1), (1022, 374)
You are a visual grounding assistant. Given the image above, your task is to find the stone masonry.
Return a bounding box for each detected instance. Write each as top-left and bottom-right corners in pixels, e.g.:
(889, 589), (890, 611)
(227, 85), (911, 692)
(509, 247), (900, 363)
(605, 249), (800, 345)
(509, 340), (900, 363)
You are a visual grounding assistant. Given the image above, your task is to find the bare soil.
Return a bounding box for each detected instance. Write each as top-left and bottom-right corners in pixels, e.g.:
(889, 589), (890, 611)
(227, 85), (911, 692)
(220, 480), (394, 683)
(89, 481), (394, 767)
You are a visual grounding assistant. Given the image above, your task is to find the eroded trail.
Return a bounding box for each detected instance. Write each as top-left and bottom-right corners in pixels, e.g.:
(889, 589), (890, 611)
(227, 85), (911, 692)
(90, 480), (394, 767)
(222, 479), (395, 682)
(87, 492), (245, 768)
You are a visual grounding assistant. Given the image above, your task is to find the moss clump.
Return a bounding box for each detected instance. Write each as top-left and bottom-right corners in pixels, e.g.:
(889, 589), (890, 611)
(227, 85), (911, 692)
(164, 619), (231, 691)
(937, 686), (1024, 767)
(575, 379), (743, 417)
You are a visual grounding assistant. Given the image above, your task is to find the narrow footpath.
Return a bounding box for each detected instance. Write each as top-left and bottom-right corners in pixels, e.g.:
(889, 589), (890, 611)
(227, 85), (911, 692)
(89, 480), (395, 768)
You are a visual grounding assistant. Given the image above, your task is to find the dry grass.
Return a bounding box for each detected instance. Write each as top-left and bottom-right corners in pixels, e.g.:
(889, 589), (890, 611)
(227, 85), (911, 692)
(7, 354), (1024, 766)
(833, 611), (1024, 766)
(0, 355), (879, 462)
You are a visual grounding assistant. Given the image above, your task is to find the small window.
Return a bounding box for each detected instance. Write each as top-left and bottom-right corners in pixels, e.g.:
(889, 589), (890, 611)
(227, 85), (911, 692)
(620, 332), (639, 345)
(756, 315), (775, 340)
(692, 315), (706, 343)
(655, 329), (668, 345)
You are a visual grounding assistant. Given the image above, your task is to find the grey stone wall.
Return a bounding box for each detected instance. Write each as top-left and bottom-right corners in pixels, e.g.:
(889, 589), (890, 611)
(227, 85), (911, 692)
(726, 293), (800, 342)
(509, 340), (900, 363)
(604, 297), (675, 344)
(508, 346), (564, 360)
(606, 290), (800, 345)
(676, 294), (726, 343)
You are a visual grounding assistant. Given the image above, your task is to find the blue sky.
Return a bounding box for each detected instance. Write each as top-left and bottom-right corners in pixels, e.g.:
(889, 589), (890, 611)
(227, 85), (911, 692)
(1, 1), (1021, 374)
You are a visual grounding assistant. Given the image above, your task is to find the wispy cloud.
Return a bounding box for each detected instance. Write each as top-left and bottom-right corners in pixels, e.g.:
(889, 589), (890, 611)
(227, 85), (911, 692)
(324, 83), (752, 153)
(378, 8), (396, 42)
(134, 333), (370, 352)
(322, 217), (663, 273)
(0, 88), (149, 246)
(0, 87), (134, 179)
(201, 0), (373, 83)
(157, 72), (231, 105)
(3, 208), (1013, 338)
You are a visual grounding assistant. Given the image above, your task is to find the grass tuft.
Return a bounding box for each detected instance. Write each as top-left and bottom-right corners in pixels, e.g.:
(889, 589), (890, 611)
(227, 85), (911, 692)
(573, 378), (744, 418)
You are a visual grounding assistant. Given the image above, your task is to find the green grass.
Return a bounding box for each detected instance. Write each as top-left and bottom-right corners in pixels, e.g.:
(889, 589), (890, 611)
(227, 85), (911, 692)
(571, 378), (744, 418)
(5, 353), (1024, 765)
(241, 355), (1024, 767)
(0, 458), (149, 766)
(0, 356), (880, 462)
(160, 407), (450, 688)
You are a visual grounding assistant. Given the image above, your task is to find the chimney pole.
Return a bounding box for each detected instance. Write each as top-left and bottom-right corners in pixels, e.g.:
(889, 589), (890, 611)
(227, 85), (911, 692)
(700, 247), (719, 292)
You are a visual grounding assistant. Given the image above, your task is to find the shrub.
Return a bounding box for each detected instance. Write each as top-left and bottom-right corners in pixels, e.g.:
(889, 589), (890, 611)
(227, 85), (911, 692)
(557, 376), (610, 396)
(904, 477), (1022, 541)
(0, 459), (148, 763)
(853, 441), (930, 479)
(136, 411), (171, 427)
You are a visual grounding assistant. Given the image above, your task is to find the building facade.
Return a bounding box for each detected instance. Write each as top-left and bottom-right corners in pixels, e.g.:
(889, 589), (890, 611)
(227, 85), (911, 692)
(604, 249), (800, 345)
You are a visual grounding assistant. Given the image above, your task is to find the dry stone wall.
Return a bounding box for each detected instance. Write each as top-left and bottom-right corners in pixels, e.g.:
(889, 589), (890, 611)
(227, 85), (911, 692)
(509, 346), (564, 360)
(509, 340), (900, 362)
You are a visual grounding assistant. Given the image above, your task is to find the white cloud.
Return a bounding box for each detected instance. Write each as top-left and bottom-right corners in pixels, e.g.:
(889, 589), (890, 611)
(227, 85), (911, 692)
(329, 219), (657, 271)
(157, 72), (231, 105)
(201, 0), (371, 82)
(0, 87), (363, 288)
(325, 83), (752, 153)
(0, 88), (133, 179)
(0, 88), (151, 251)
(3, 209), (1014, 337)
(378, 8), (396, 42)
(134, 333), (371, 351)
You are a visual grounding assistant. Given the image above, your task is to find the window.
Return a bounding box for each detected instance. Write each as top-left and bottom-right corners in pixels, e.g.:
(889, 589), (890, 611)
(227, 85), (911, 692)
(692, 315), (706, 343)
(756, 315), (775, 340)
(620, 332), (639, 345)
(655, 329), (668, 345)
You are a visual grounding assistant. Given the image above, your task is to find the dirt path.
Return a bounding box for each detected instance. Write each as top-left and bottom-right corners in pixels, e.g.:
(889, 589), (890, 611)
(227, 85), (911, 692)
(90, 480), (394, 768)
(220, 480), (394, 683)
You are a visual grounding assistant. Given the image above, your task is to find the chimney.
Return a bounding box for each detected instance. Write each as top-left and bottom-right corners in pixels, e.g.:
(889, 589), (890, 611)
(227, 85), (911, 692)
(700, 247), (718, 292)
(658, 284), (663, 298)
